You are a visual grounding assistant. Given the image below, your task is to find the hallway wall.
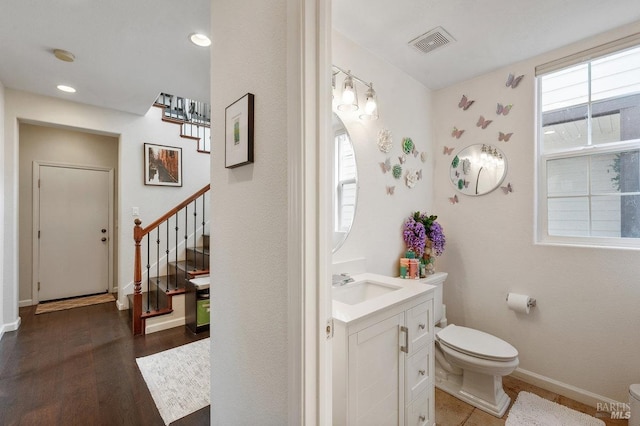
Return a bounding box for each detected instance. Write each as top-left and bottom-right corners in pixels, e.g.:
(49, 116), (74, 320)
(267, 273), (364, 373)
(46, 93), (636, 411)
(18, 123), (119, 304)
(2, 90), (210, 328)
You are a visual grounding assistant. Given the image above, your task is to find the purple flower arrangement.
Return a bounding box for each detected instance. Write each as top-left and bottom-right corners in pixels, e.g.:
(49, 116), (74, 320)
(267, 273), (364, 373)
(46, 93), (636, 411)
(402, 217), (427, 257)
(403, 212), (446, 258)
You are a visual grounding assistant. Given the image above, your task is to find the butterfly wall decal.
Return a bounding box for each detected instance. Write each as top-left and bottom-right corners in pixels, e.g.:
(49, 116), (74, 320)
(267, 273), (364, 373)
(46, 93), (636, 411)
(499, 132), (514, 142)
(506, 73), (524, 89)
(451, 127), (465, 139)
(398, 154), (406, 164)
(463, 179), (469, 188)
(476, 115), (493, 129)
(449, 194), (459, 204)
(443, 146), (455, 155)
(386, 186), (395, 195)
(380, 158), (391, 173)
(458, 94), (475, 110)
(496, 103), (513, 116)
(416, 169), (423, 180)
(501, 183), (513, 194)
(420, 152), (427, 163)
(412, 146), (420, 158)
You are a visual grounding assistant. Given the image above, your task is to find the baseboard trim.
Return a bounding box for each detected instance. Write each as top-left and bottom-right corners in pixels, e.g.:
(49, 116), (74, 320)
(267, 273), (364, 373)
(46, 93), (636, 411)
(145, 317), (186, 334)
(19, 299), (33, 308)
(511, 367), (623, 410)
(0, 316), (22, 340)
(115, 299), (127, 311)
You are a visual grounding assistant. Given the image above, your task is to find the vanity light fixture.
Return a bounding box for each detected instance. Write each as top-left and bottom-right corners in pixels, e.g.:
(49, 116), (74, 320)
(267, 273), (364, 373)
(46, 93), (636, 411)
(360, 84), (378, 120)
(189, 33), (211, 47)
(338, 72), (358, 112)
(332, 65), (378, 119)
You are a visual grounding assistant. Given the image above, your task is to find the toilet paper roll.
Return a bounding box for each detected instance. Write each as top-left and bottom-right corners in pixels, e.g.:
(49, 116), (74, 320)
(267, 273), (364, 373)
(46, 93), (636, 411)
(507, 293), (533, 314)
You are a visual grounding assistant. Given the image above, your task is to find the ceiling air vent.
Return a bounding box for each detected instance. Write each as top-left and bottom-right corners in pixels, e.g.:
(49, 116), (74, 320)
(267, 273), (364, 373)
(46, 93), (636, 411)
(409, 26), (455, 54)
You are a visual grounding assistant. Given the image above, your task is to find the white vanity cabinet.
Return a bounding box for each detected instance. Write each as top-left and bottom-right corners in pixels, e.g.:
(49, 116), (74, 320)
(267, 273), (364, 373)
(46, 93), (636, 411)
(333, 293), (434, 426)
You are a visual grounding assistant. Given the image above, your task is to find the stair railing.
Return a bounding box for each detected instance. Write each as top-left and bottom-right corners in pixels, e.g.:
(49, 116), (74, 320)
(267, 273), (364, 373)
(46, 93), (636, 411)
(132, 184), (210, 335)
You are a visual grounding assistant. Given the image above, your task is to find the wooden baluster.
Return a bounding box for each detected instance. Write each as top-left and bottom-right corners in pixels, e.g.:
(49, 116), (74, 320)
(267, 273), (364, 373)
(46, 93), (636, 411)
(133, 219), (143, 335)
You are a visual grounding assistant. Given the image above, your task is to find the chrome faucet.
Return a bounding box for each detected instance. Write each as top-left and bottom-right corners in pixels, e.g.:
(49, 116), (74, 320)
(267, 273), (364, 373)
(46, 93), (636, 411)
(332, 273), (354, 286)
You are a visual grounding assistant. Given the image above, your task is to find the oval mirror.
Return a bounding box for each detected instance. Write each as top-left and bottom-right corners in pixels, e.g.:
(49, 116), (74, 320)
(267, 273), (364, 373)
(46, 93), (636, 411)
(449, 144), (507, 196)
(332, 113), (358, 252)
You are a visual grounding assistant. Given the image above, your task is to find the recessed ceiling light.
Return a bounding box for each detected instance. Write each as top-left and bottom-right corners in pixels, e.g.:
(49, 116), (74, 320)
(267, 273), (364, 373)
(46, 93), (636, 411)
(57, 85), (76, 93)
(53, 49), (75, 62)
(544, 130), (556, 135)
(189, 33), (211, 47)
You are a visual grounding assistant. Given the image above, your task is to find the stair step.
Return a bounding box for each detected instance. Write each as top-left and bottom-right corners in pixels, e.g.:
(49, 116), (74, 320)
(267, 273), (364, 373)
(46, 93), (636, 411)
(127, 291), (170, 316)
(186, 247), (210, 270)
(144, 275), (186, 294)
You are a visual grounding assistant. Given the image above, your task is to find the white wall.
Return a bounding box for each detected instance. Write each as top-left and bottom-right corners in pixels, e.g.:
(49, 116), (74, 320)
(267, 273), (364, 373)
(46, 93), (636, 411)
(210, 0), (290, 423)
(0, 80), (5, 337)
(433, 21), (640, 404)
(2, 90), (210, 327)
(332, 31), (435, 276)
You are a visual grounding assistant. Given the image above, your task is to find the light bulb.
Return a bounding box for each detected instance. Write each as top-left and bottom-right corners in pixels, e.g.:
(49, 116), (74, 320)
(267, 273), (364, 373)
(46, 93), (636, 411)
(338, 73), (358, 111)
(342, 87), (355, 104)
(365, 97), (376, 114)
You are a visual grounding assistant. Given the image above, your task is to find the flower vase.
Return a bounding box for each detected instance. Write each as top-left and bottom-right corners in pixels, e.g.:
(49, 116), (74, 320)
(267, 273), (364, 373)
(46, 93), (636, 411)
(423, 241), (436, 275)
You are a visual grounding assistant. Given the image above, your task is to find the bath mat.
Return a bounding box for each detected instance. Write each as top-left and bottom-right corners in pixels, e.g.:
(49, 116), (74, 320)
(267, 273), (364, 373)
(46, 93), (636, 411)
(136, 338), (210, 425)
(506, 391), (604, 426)
(35, 292), (115, 314)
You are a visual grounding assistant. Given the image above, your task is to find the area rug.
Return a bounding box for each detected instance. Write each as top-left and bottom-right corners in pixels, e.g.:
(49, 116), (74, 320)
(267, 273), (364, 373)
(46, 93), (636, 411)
(136, 338), (210, 425)
(35, 292), (115, 314)
(506, 391), (605, 426)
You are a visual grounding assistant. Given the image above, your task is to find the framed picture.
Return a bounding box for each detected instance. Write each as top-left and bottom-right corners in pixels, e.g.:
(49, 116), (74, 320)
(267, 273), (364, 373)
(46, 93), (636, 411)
(225, 93), (255, 168)
(144, 143), (182, 187)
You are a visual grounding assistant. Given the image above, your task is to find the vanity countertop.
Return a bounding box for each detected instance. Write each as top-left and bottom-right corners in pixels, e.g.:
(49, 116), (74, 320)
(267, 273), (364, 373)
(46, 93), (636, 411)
(332, 272), (441, 325)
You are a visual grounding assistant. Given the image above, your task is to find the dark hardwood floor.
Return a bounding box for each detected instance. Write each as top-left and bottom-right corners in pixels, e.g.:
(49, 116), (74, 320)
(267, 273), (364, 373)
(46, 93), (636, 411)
(0, 301), (210, 425)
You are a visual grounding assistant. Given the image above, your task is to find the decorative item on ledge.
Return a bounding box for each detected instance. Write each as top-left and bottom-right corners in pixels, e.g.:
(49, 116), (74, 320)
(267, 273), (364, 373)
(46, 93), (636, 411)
(401, 211), (446, 277)
(332, 65), (379, 120)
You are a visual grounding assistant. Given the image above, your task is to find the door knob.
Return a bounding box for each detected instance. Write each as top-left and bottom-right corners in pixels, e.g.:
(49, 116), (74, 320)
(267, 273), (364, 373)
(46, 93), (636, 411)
(101, 229), (107, 233)
(101, 237), (107, 242)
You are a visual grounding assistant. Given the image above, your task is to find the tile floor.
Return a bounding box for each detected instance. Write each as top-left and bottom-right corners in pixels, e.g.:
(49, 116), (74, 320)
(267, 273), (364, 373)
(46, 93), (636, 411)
(435, 375), (629, 426)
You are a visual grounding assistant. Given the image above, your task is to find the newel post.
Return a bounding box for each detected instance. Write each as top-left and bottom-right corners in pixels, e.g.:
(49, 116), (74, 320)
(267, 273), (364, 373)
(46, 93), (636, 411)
(133, 219), (144, 335)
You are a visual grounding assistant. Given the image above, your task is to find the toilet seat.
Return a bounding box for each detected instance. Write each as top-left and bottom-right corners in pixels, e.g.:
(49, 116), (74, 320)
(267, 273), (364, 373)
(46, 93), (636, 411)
(436, 324), (518, 362)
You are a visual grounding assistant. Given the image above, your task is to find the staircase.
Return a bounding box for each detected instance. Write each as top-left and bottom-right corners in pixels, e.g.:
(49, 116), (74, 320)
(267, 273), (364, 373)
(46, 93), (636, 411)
(154, 93), (211, 153)
(130, 184), (210, 335)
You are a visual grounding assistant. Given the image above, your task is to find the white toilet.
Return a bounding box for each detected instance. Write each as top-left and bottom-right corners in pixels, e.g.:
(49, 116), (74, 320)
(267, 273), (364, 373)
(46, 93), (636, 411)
(429, 273), (519, 418)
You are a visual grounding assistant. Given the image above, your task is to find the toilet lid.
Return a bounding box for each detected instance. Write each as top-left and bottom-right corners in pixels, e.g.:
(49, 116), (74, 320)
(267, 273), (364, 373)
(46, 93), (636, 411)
(630, 384), (640, 400)
(436, 325), (518, 361)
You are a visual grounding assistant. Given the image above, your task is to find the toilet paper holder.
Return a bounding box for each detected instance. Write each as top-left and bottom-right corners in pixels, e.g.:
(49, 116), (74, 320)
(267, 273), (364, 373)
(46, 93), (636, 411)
(506, 294), (537, 307)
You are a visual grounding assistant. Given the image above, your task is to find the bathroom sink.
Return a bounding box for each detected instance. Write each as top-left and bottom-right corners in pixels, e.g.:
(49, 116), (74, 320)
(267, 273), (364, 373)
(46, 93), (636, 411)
(332, 280), (400, 305)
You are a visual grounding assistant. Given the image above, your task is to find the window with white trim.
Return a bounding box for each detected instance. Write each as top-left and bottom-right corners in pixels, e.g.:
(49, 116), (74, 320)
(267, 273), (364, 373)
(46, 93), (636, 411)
(334, 130), (356, 233)
(536, 40), (640, 248)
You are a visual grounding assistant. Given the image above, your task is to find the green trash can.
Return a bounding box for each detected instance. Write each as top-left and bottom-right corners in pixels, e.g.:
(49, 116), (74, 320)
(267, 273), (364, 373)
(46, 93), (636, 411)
(196, 298), (210, 326)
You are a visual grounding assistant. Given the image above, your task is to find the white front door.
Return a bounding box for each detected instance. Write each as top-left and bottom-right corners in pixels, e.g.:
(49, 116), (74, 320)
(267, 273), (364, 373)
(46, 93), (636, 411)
(37, 164), (111, 302)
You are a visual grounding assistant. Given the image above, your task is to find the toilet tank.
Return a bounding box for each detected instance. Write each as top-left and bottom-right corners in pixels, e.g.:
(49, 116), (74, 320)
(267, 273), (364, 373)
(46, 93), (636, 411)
(421, 272), (448, 324)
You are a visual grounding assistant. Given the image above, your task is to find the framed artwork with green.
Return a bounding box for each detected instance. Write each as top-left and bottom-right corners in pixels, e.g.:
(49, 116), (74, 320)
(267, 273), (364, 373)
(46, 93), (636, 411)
(225, 93), (254, 168)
